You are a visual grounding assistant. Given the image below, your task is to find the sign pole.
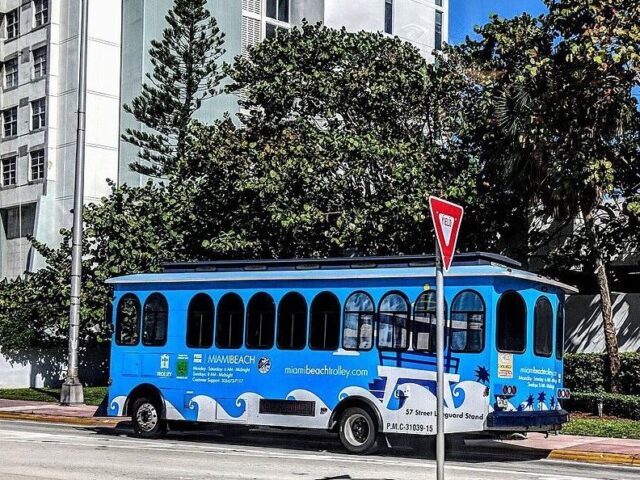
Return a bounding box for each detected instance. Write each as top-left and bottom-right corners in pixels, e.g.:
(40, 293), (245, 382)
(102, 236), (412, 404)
(435, 240), (445, 480)
(429, 195), (463, 480)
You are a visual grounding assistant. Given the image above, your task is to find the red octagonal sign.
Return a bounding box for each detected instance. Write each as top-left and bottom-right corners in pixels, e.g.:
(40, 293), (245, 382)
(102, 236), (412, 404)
(429, 196), (464, 272)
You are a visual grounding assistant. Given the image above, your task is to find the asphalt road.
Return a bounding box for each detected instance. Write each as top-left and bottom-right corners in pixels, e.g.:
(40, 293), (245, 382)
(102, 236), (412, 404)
(0, 420), (637, 480)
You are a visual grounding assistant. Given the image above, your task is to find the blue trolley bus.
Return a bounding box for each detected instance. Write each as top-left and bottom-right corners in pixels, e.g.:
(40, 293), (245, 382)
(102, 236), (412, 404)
(106, 253), (574, 454)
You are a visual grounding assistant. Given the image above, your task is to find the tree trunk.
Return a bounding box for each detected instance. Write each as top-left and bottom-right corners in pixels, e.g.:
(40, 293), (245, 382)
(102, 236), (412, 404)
(595, 257), (620, 392)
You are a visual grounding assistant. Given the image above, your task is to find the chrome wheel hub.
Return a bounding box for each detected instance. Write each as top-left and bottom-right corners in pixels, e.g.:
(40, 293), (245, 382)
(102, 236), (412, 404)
(136, 403), (158, 432)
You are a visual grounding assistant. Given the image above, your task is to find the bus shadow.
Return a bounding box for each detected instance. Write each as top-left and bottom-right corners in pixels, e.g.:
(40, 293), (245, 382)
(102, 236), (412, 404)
(89, 423), (551, 464)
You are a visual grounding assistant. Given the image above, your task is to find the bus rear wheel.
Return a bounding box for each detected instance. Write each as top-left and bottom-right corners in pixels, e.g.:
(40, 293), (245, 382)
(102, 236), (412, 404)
(338, 407), (379, 454)
(131, 397), (166, 439)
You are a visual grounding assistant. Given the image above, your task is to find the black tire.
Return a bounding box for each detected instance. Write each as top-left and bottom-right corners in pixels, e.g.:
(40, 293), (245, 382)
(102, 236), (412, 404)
(338, 407), (379, 454)
(131, 396), (166, 439)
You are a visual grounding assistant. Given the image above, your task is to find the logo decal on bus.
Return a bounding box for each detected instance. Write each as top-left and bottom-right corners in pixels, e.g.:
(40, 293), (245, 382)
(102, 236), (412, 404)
(258, 357), (271, 374)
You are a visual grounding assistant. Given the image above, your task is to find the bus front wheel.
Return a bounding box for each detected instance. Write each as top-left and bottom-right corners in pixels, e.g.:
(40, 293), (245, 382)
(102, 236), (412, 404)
(338, 407), (379, 454)
(131, 397), (166, 439)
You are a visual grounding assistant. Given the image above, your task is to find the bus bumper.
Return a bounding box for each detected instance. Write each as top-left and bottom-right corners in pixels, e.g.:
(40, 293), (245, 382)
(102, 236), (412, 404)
(486, 410), (569, 432)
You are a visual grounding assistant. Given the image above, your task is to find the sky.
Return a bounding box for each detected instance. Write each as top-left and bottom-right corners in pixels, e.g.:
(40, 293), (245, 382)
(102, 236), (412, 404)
(449, 0), (546, 44)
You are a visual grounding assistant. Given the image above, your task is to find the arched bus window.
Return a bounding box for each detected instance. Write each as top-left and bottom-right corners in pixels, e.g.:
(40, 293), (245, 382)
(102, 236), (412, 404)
(450, 290), (485, 353)
(246, 292), (276, 349)
(343, 292), (375, 351)
(309, 292), (340, 351)
(377, 292), (409, 350)
(414, 291), (447, 352)
(556, 302), (565, 360)
(497, 291), (526, 353)
(142, 293), (168, 347)
(186, 293), (214, 348)
(216, 293), (244, 349)
(277, 292), (307, 350)
(116, 294), (141, 346)
(534, 296), (553, 357)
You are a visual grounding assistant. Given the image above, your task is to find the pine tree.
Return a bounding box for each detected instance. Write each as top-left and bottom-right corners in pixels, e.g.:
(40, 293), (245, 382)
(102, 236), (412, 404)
(122, 0), (225, 178)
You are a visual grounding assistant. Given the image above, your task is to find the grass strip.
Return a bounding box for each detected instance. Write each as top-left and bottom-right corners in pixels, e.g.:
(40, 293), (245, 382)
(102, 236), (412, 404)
(562, 417), (640, 439)
(0, 386), (107, 406)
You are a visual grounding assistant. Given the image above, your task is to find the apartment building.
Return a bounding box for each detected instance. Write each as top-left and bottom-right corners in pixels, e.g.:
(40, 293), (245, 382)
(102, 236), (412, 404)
(119, 0), (449, 187)
(0, 0), (122, 279)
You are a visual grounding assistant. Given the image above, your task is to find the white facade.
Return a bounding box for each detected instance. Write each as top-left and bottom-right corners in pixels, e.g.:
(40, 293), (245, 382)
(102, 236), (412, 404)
(0, 0), (122, 279)
(121, 0), (449, 186)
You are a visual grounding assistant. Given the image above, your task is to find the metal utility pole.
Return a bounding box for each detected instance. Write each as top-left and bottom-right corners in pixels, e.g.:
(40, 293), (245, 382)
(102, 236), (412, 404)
(61, 0), (89, 406)
(435, 241), (445, 480)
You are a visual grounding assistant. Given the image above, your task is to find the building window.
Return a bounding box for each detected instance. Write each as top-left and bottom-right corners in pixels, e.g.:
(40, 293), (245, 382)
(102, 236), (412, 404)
(246, 292), (275, 349)
(216, 293), (244, 349)
(0, 203), (36, 239)
(115, 294), (141, 346)
(378, 292), (409, 350)
(277, 292), (307, 350)
(34, 0), (49, 28)
(186, 293), (214, 348)
(309, 292), (340, 351)
(142, 293), (169, 347)
(556, 302), (565, 360)
(385, 0), (393, 34)
(435, 11), (443, 50)
(33, 47), (47, 79)
(343, 292), (375, 351)
(5, 58), (18, 88)
(6, 10), (18, 40)
(450, 290), (485, 353)
(30, 149), (45, 181)
(266, 0), (288, 22)
(32, 98), (46, 130)
(1, 156), (16, 186)
(534, 297), (553, 357)
(3, 107), (17, 137)
(436, 0), (443, 6)
(265, 0), (289, 40)
(497, 291), (527, 353)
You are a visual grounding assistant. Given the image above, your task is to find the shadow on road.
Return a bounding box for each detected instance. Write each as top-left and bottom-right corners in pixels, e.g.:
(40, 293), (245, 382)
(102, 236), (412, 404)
(88, 422), (550, 464)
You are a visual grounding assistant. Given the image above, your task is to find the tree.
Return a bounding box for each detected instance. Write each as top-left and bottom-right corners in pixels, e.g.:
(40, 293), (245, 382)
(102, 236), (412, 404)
(449, 0), (640, 389)
(0, 181), (198, 353)
(122, 0), (225, 178)
(212, 23), (475, 258)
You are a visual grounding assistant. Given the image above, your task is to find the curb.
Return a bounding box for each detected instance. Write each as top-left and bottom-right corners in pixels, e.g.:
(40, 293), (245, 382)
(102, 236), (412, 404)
(0, 411), (121, 427)
(549, 449), (640, 467)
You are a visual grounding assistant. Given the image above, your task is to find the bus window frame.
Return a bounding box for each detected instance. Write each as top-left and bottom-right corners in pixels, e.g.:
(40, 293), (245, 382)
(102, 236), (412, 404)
(342, 290), (375, 352)
(533, 296), (553, 358)
(142, 292), (169, 347)
(449, 289), (486, 354)
(215, 292), (245, 350)
(413, 290), (448, 353)
(186, 292), (215, 349)
(276, 291), (308, 351)
(496, 290), (527, 354)
(245, 292), (276, 350)
(308, 291), (341, 352)
(376, 291), (410, 351)
(556, 301), (565, 360)
(115, 293), (141, 346)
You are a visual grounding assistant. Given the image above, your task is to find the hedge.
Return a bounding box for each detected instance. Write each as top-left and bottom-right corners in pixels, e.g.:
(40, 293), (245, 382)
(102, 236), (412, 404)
(564, 392), (640, 421)
(563, 353), (640, 395)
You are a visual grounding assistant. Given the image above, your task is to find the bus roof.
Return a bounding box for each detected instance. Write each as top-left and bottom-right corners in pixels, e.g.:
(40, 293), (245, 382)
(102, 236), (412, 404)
(105, 253), (578, 294)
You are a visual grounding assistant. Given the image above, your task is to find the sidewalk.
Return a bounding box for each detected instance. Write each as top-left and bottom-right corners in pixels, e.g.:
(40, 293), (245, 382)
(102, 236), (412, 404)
(467, 432), (640, 467)
(0, 399), (120, 426)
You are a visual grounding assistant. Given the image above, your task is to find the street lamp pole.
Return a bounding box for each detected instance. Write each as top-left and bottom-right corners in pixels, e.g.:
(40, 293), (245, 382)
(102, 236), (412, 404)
(61, 0), (89, 406)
